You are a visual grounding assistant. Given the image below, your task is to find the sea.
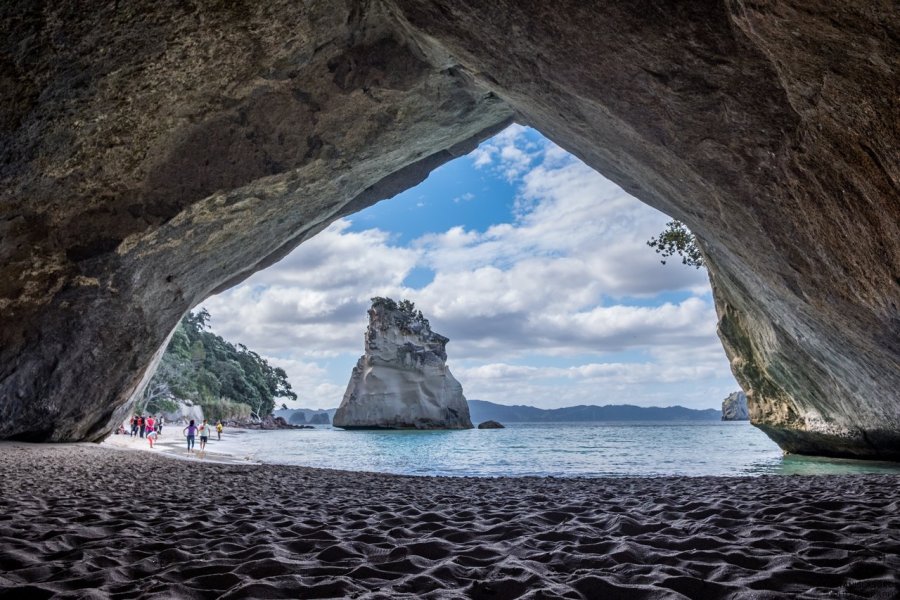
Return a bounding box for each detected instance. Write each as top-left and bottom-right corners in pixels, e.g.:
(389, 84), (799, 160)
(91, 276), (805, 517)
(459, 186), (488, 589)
(214, 421), (900, 478)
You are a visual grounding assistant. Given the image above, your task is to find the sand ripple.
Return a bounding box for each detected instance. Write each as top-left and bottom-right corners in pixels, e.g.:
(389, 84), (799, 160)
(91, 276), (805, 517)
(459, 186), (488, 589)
(0, 443), (899, 598)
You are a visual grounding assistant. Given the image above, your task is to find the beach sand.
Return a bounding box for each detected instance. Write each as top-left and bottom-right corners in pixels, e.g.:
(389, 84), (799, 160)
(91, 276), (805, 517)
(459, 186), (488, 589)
(0, 443), (898, 599)
(101, 428), (258, 465)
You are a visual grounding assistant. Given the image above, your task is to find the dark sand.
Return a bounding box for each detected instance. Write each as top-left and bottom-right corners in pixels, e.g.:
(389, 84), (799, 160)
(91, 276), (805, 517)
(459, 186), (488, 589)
(1, 443), (898, 599)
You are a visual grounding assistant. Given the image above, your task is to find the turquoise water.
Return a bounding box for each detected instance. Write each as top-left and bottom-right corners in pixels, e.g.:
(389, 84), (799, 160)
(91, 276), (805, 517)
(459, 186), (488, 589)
(217, 422), (900, 478)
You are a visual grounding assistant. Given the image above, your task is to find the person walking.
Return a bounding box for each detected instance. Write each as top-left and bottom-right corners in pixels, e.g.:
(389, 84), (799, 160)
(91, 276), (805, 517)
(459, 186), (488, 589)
(183, 419), (198, 454)
(130, 416), (138, 437)
(198, 419), (211, 453)
(216, 421), (223, 441)
(145, 415), (155, 437)
(138, 415), (145, 438)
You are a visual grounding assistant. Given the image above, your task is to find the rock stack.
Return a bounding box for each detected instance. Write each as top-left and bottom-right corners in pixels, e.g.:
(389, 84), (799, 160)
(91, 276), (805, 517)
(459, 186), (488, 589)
(333, 298), (473, 430)
(722, 391), (750, 421)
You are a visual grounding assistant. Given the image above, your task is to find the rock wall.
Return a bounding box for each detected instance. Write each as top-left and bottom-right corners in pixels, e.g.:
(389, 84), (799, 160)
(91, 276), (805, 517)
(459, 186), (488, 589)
(333, 299), (472, 430)
(721, 392), (750, 422)
(1, 1), (897, 457)
(160, 401), (205, 427)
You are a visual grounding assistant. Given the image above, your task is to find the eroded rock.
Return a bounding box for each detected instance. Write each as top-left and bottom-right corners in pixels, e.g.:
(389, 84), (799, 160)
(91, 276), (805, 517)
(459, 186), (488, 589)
(1, 1), (898, 458)
(333, 298), (472, 430)
(0, 0), (509, 442)
(721, 392), (750, 422)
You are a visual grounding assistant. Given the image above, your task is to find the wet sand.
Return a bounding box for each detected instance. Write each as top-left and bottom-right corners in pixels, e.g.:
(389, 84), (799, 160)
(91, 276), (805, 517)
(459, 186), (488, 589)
(0, 442), (898, 599)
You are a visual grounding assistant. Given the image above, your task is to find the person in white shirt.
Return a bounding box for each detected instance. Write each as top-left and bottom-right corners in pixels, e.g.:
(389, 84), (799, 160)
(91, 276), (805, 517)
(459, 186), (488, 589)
(198, 419), (212, 452)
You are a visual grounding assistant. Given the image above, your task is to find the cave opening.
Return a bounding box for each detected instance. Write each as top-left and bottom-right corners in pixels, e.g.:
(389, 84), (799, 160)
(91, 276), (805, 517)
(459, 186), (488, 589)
(187, 124), (740, 421)
(3, 2), (896, 463)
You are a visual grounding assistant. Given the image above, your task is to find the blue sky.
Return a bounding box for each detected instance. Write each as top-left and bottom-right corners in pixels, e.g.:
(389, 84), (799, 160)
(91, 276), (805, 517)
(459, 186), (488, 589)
(203, 125), (739, 410)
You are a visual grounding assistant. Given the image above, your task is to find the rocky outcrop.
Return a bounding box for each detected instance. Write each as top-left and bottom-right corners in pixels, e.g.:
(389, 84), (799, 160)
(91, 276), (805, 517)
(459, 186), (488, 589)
(1, 2), (897, 458)
(333, 298), (472, 430)
(308, 413), (331, 425)
(478, 421), (505, 430)
(236, 415), (310, 430)
(721, 392), (750, 422)
(160, 400), (205, 426)
(274, 408), (332, 425)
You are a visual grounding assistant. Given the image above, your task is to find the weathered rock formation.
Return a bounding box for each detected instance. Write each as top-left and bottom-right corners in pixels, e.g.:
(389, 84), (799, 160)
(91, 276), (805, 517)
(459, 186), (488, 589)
(238, 415), (309, 430)
(478, 421), (505, 430)
(1, 2), (897, 458)
(333, 299), (472, 430)
(274, 408), (333, 425)
(160, 400), (205, 426)
(308, 412), (331, 426)
(721, 392), (750, 422)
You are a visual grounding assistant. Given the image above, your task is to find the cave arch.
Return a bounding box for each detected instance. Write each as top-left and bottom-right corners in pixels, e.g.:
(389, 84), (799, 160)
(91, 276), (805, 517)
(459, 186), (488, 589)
(1, 1), (898, 457)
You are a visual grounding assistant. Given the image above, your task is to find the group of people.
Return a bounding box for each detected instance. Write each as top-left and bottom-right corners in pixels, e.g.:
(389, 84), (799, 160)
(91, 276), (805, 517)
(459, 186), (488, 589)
(119, 415), (224, 454)
(127, 414), (164, 447)
(182, 419), (224, 454)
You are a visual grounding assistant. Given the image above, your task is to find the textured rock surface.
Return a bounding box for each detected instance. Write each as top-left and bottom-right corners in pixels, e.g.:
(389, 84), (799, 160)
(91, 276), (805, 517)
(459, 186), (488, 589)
(0, 0), (509, 442)
(333, 299), (472, 430)
(1, 1), (898, 457)
(477, 420), (505, 430)
(721, 392), (750, 422)
(160, 400), (205, 427)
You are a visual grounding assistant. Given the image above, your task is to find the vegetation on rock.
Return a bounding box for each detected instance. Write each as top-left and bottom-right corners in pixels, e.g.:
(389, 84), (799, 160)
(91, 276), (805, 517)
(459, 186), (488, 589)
(647, 220), (704, 268)
(136, 309), (296, 421)
(371, 296), (431, 331)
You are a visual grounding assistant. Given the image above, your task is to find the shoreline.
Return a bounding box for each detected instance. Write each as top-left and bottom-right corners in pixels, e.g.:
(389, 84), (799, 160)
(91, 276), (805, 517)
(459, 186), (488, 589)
(1, 442), (899, 598)
(101, 426), (262, 465)
(102, 423), (900, 480)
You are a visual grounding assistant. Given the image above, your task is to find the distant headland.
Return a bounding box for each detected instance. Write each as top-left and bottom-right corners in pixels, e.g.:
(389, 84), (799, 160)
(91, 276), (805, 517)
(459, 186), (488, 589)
(277, 399), (725, 425)
(467, 399), (721, 423)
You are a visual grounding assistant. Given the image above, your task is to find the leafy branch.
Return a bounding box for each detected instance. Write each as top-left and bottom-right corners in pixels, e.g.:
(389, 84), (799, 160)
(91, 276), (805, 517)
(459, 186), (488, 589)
(647, 220), (704, 268)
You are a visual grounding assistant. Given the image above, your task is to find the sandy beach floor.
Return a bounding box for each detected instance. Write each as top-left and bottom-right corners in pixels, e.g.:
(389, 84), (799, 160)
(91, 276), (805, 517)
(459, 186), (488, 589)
(0, 443), (898, 599)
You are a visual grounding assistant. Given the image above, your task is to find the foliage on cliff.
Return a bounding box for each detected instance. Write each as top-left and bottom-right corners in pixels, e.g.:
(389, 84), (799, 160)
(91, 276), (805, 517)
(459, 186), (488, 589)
(647, 220), (704, 268)
(371, 296), (431, 331)
(137, 309), (296, 420)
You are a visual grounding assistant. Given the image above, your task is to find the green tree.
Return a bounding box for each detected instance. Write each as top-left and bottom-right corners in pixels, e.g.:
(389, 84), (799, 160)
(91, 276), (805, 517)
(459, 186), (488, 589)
(141, 310), (298, 421)
(647, 220), (704, 268)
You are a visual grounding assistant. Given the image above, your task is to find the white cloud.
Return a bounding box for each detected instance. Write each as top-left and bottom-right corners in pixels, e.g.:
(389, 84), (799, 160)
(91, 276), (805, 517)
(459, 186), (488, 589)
(454, 339), (733, 409)
(268, 357), (347, 410)
(202, 219), (416, 357)
(418, 149), (707, 298)
(457, 360), (721, 387)
(468, 123), (542, 181)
